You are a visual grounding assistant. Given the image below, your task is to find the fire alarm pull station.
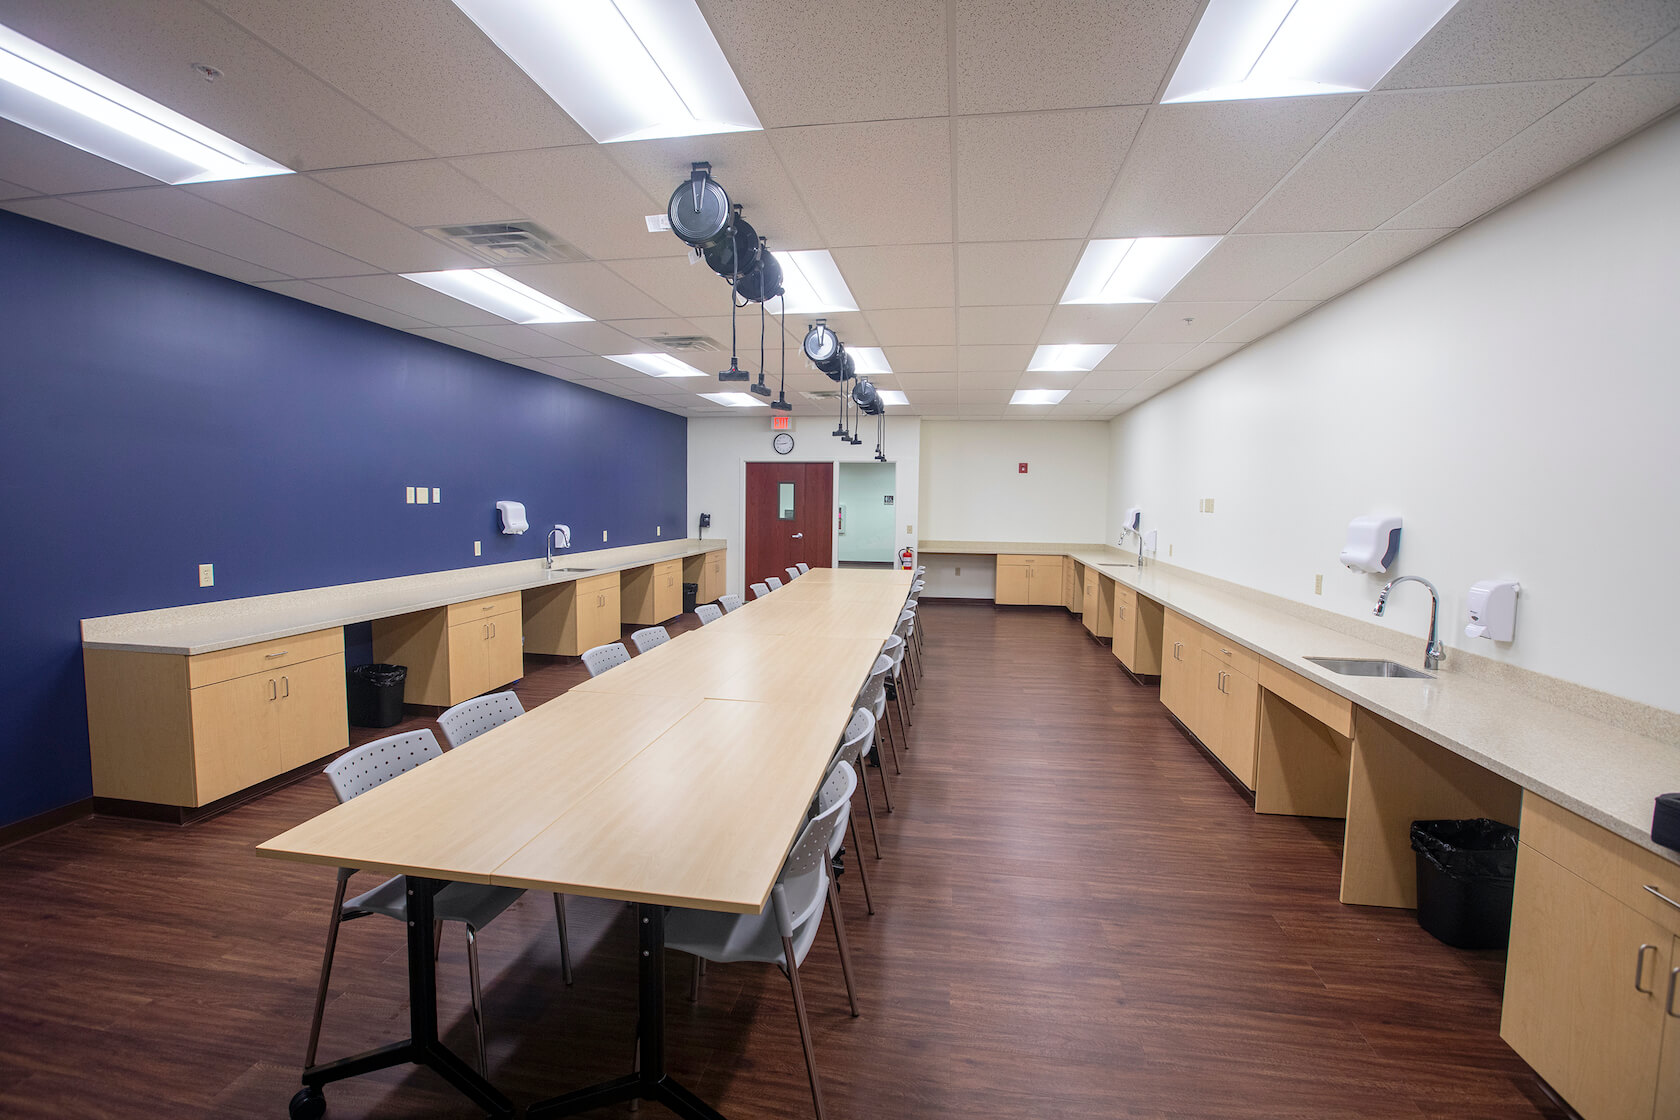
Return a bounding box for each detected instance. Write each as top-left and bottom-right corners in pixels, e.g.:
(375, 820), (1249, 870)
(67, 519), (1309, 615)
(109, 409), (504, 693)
(1018, 463), (1028, 474)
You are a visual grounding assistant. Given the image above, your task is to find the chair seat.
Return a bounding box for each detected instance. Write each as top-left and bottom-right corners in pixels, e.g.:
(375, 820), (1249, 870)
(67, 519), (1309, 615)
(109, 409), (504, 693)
(346, 875), (526, 932)
(666, 893), (824, 970)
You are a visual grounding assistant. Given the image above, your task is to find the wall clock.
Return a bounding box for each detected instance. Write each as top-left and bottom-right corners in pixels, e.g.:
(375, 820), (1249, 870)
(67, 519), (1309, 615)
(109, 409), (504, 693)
(773, 432), (794, 455)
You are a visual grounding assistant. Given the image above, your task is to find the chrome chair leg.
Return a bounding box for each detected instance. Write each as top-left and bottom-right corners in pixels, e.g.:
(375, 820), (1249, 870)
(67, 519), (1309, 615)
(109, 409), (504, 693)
(848, 833), (876, 913)
(304, 868), (352, 1068)
(877, 721), (901, 776)
(783, 937), (827, 1120)
(465, 926), (487, 1075)
(552, 893), (574, 986)
(857, 768), (883, 858)
(872, 735), (895, 813)
(826, 879), (862, 1017)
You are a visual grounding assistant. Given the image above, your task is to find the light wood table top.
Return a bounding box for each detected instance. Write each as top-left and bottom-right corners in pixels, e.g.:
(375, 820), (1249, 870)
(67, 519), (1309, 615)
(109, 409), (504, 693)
(259, 569), (913, 913)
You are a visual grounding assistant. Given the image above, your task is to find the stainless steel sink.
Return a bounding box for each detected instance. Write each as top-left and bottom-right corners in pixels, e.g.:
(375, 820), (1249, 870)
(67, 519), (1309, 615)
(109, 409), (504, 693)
(548, 567), (597, 574)
(1305, 657), (1433, 679)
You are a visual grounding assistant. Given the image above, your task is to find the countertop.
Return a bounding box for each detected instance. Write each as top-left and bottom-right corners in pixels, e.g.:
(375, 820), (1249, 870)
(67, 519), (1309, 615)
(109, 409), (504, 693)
(81, 539), (726, 657)
(921, 539), (1680, 864)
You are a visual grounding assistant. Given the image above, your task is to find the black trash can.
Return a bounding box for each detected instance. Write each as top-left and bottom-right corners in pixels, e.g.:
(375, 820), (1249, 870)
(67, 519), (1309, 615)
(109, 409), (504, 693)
(682, 581), (699, 614)
(1410, 818), (1518, 949)
(347, 663), (407, 728)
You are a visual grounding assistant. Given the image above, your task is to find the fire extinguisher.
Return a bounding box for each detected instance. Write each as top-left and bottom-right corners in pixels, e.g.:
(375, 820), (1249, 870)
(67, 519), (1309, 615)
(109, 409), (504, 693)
(899, 547), (914, 570)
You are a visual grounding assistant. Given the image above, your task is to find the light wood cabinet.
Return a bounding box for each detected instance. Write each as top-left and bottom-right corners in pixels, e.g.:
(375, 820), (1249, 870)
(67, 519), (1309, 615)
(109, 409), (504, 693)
(373, 593), (524, 707)
(1501, 796), (1680, 1120)
(1064, 561), (1083, 614)
(995, 555), (1063, 606)
(1081, 569), (1114, 637)
(1111, 584), (1165, 676)
(623, 559), (683, 625)
(1158, 609), (1259, 789)
(1160, 610), (1198, 725)
(684, 549), (726, 605)
(86, 628), (347, 809)
(524, 572), (622, 656)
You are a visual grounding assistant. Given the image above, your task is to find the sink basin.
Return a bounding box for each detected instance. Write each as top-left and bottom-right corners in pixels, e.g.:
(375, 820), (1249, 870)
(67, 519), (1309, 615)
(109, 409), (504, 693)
(1305, 657), (1433, 679)
(1098, 562), (1136, 568)
(548, 567), (596, 574)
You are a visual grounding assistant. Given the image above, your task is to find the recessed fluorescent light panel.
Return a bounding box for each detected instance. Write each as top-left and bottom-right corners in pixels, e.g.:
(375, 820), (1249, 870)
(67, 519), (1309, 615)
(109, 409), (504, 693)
(1011, 389), (1069, 405)
(1061, 237), (1222, 305)
(1028, 344), (1116, 372)
(401, 269), (591, 324)
(699, 392), (767, 407)
(1163, 0), (1459, 103)
(772, 250), (860, 314)
(606, 352), (707, 378)
(0, 23), (291, 184)
(876, 390), (909, 407)
(450, 0), (761, 144)
(848, 347), (893, 375)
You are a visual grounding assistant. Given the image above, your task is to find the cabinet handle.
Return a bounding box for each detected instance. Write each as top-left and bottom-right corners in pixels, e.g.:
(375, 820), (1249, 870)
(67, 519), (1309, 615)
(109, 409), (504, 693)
(482, 604), (495, 611)
(281, 675), (290, 698)
(1220, 647), (1232, 656)
(265, 650), (288, 660)
(1669, 968), (1680, 1018)
(1638, 943), (1660, 993)
(1645, 885), (1680, 913)
(267, 678), (277, 701)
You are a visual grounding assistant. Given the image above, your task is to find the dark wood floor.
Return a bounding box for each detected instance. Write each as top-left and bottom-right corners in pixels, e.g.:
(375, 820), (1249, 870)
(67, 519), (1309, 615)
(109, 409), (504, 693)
(0, 603), (1567, 1119)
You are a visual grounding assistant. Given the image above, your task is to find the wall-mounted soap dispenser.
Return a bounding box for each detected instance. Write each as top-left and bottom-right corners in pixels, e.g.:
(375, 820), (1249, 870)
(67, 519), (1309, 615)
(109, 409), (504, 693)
(1465, 580), (1519, 641)
(496, 501), (528, 535)
(1340, 515), (1402, 573)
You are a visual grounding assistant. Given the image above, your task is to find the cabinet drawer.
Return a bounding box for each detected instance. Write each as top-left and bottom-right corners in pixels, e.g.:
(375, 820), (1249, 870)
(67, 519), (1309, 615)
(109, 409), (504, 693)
(188, 628), (343, 689)
(1521, 795), (1680, 936)
(446, 591), (522, 626)
(999, 554), (1059, 567)
(654, 558), (682, 581)
(1204, 632), (1260, 676)
(577, 572), (618, 597)
(1258, 659), (1354, 738)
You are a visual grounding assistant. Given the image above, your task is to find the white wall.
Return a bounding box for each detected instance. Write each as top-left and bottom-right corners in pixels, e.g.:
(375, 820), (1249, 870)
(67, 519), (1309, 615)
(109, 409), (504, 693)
(837, 462), (898, 563)
(1107, 113), (1680, 712)
(686, 417), (921, 598)
(919, 420), (1111, 543)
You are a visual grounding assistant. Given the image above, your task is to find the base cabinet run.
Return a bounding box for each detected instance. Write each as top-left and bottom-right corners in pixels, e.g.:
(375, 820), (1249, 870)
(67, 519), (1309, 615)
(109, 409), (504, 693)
(996, 554), (1064, 606)
(1160, 609), (1261, 789)
(373, 592), (524, 707)
(525, 572), (621, 656)
(623, 559), (683, 625)
(85, 627), (348, 808)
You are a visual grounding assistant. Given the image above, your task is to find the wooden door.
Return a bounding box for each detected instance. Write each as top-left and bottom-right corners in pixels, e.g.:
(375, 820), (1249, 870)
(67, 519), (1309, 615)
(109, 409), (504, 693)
(746, 462), (833, 589)
(592, 581), (622, 649)
(1216, 664), (1260, 788)
(1656, 934), (1680, 1119)
(485, 611), (524, 691)
(1082, 569), (1100, 630)
(654, 560), (683, 621)
(1032, 560), (1064, 606)
(996, 560), (1031, 604)
(447, 620), (490, 704)
(275, 653), (348, 771)
(1160, 612), (1196, 724)
(191, 671), (282, 805)
(1114, 591), (1138, 666)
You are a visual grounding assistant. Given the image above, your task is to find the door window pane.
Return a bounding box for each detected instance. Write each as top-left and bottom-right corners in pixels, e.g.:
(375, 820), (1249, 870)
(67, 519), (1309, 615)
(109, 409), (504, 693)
(778, 481), (796, 520)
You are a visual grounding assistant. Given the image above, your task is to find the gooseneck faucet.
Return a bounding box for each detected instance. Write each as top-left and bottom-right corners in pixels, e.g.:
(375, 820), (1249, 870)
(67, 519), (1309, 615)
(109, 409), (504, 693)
(1374, 575), (1444, 670)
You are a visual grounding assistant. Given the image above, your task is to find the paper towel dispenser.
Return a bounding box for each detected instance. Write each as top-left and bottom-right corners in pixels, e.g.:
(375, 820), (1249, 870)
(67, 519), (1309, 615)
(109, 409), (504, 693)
(496, 501), (528, 535)
(1465, 579), (1519, 641)
(1340, 515), (1401, 573)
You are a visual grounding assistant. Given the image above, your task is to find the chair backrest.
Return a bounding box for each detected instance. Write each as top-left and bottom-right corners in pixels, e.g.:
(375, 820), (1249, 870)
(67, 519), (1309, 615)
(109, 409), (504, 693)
(695, 603), (723, 625)
(771, 776), (849, 940)
(324, 728), (442, 803)
(582, 641), (631, 677)
(766, 576), (783, 590)
(630, 625), (670, 654)
(797, 563), (810, 574)
(750, 582), (770, 599)
(785, 566), (801, 582)
(818, 757), (861, 859)
(436, 690), (525, 750)
(858, 657), (892, 719)
(832, 706), (875, 770)
(911, 580), (926, 593)
(883, 633), (905, 671)
(718, 593), (743, 613)
(915, 566), (926, 576)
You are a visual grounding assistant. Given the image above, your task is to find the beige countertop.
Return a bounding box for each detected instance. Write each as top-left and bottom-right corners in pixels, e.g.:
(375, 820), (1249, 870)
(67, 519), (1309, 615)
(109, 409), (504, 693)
(81, 539), (725, 657)
(921, 539), (1680, 864)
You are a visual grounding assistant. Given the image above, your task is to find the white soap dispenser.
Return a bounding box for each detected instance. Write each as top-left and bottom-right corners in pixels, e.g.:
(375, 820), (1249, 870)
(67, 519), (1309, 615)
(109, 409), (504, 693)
(1465, 580), (1519, 641)
(1340, 514), (1402, 573)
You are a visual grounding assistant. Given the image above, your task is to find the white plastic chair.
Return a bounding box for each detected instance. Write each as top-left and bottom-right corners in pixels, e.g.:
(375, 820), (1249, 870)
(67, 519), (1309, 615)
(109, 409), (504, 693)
(750, 582), (771, 599)
(819, 755), (873, 916)
(307, 729), (570, 1075)
(834, 705), (887, 863)
(437, 690), (525, 750)
(695, 603), (723, 625)
(786, 566), (802, 582)
(666, 771), (859, 1119)
(798, 563), (810, 574)
(630, 625), (670, 654)
(766, 576), (784, 590)
(896, 609), (921, 698)
(718, 594), (744, 613)
(858, 654), (901, 781)
(883, 633), (913, 738)
(582, 641), (630, 677)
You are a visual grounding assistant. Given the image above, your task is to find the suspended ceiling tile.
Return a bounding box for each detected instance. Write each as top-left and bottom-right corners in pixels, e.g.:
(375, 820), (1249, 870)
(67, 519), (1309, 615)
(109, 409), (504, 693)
(958, 404), (1009, 418)
(451, 147), (668, 263)
(185, 175), (478, 273)
(881, 345), (957, 373)
(0, 178), (35, 200)
(205, 0), (592, 155)
(494, 262), (675, 321)
(958, 344), (1036, 372)
(907, 391), (960, 406)
(530, 322), (657, 357)
(955, 108), (1146, 241)
(865, 308), (957, 347)
(605, 256), (734, 319)
(1381, 0), (1680, 89)
(603, 317), (706, 341)
(956, 305), (1051, 346)
(697, 0), (948, 127)
(1061, 388), (1125, 406)
(1073, 369), (1157, 393)
(1122, 301), (1256, 344)
(309, 161), (520, 229)
(1168, 232), (1362, 302)
(1039, 304), (1153, 343)
(3, 0), (428, 171)
(895, 372), (960, 392)
(0, 120), (157, 195)
(953, 0), (1200, 113)
(1093, 98), (1358, 237)
(1238, 83), (1586, 233)
(830, 244), (956, 310)
(1386, 74), (1680, 230)
(955, 240), (1084, 306)
(770, 119), (953, 246)
(3, 196), (287, 284)
(957, 390), (1015, 405)
(255, 279), (428, 330)
(1213, 301), (1322, 344)
(1132, 366), (1200, 399)
(1177, 342), (1244, 371)
(1095, 342), (1196, 371)
(407, 326), (527, 365)
(71, 187), (375, 278)
(1272, 229), (1454, 302)
(957, 370), (1027, 390)
(313, 274), (507, 327)
(450, 325), (587, 359)
(1617, 28), (1680, 74)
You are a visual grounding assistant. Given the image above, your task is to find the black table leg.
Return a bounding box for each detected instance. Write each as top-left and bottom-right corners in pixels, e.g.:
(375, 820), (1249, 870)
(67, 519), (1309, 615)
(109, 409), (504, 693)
(289, 877), (515, 1120)
(527, 903), (726, 1120)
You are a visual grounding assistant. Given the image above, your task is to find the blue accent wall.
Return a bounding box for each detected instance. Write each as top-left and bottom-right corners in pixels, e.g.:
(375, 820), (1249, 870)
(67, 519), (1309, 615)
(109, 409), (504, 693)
(0, 210), (687, 828)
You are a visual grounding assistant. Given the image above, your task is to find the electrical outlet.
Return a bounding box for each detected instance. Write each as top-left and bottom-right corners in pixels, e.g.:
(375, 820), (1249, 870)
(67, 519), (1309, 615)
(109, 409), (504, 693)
(603, 530), (608, 542)
(955, 566), (961, 576)
(198, 563), (214, 587)
(474, 541), (481, 556)
(905, 524), (912, 533)
(406, 486), (415, 504)
(1169, 544), (1174, 556)
(656, 526), (661, 536)
(432, 487), (441, 503)
(1206, 497), (1215, 513)
(416, 486), (429, 505)
(1314, 574), (1323, 595)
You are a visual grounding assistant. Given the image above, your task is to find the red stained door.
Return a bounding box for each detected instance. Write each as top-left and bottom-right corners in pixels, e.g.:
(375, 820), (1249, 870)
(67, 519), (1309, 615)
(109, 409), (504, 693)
(745, 462), (833, 591)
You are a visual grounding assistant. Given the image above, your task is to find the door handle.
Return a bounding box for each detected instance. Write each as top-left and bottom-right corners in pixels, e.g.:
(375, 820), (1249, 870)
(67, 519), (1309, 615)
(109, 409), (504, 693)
(792, 532), (804, 539)
(1669, 968), (1680, 1018)
(281, 675), (290, 698)
(267, 678), (277, 701)
(1637, 943), (1660, 993)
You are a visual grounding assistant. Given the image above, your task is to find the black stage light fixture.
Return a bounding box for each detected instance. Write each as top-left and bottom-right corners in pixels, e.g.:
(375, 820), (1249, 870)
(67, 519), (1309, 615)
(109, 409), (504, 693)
(851, 377), (880, 414)
(703, 205), (759, 281)
(802, 320), (845, 378)
(735, 238), (783, 304)
(668, 163), (730, 249)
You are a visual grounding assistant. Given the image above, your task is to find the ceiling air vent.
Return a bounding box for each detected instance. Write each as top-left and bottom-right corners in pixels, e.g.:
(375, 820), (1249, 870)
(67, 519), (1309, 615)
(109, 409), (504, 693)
(643, 335), (722, 353)
(420, 221), (586, 265)
(801, 390), (844, 402)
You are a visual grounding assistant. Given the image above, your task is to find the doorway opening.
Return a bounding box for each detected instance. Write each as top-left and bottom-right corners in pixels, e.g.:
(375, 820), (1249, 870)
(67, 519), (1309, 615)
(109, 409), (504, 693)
(836, 461), (897, 569)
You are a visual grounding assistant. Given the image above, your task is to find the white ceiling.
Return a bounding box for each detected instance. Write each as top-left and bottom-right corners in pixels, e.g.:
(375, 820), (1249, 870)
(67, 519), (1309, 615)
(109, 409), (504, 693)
(3, 0), (1678, 421)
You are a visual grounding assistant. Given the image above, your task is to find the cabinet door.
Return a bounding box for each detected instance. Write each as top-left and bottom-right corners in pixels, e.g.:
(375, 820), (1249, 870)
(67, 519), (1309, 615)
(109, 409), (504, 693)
(1214, 663), (1260, 789)
(1114, 593), (1139, 668)
(1657, 933), (1680, 1119)
(274, 653), (348, 772)
(485, 614), (524, 691)
(447, 621), (490, 704)
(1503, 845), (1669, 1120)
(584, 584), (620, 650)
(660, 563), (682, 620)
(1160, 614), (1197, 725)
(190, 672), (282, 805)
(996, 562), (1032, 604)
(1082, 570), (1099, 630)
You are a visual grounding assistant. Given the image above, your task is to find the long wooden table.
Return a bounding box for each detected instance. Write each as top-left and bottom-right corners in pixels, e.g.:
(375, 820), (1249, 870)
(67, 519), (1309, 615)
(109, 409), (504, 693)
(258, 567), (913, 1119)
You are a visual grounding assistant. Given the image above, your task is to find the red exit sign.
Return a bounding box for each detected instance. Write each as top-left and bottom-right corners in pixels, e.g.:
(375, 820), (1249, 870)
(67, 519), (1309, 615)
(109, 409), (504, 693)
(770, 415), (791, 430)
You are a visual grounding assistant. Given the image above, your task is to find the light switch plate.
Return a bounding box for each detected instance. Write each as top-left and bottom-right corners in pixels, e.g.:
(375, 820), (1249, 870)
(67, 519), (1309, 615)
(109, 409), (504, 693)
(656, 526), (661, 536)
(432, 487), (441, 503)
(406, 486), (415, 504)
(1314, 574), (1323, 595)
(198, 563), (214, 587)
(416, 486), (429, 505)
(474, 541), (482, 556)
(603, 530), (608, 542)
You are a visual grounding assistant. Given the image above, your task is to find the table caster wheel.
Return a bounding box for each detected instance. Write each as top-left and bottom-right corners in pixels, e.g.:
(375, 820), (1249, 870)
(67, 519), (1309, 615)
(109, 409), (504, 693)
(289, 1085), (326, 1119)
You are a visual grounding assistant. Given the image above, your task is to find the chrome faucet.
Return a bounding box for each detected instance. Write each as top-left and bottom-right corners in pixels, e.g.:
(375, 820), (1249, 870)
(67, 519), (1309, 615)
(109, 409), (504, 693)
(545, 527), (560, 570)
(1374, 575), (1445, 670)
